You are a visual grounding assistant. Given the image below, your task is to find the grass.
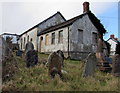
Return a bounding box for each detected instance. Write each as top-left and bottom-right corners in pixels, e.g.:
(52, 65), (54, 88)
(2, 53), (120, 92)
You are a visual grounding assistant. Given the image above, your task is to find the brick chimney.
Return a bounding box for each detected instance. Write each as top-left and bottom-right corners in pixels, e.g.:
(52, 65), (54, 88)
(115, 38), (118, 41)
(110, 34), (114, 39)
(83, 2), (90, 13)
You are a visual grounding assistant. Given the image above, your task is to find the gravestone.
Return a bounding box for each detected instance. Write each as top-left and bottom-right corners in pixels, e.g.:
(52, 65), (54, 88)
(57, 50), (64, 67)
(26, 50), (38, 68)
(82, 53), (97, 77)
(48, 52), (62, 78)
(25, 41), (34, 54)
(112, 42), (120, 76)
(25, 42), (38, 68)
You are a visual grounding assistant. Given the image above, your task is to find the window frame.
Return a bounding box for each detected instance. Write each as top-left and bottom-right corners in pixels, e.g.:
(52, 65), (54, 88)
(58, 30), (63, 43)
(51, 32), (55, 44)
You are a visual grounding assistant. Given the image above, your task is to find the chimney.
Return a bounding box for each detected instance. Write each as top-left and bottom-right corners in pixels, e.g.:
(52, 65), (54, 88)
(115, 38), (118, 41)
(83, 2), (90, 13)
(110, 34), (114, 39)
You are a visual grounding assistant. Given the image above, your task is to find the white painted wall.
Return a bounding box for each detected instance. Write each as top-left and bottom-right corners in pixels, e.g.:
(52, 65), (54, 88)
(107, 39), (117, 55)
(38, 27), (68, 53)
(19, 27), (38, 51)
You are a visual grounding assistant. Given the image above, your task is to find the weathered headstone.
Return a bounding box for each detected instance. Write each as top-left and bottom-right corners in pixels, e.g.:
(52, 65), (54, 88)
(25, 41), (38, 68)
(25, 41), (34, 54)
(82, 53), (97, 77)
(48, 52), (62, 78)
(26, 50), (38, 68)
(57, 50), (64, 67)
(112, 42), (120, 76)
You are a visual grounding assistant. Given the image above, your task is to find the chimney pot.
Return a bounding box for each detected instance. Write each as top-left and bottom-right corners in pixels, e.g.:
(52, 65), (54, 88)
(110, 34), (114, 39)
(83, 2), (90, 13)
(115, 38), (118, 41)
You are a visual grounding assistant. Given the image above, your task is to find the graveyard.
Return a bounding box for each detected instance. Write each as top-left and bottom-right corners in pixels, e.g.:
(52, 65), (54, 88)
(2, 52), (119, 92)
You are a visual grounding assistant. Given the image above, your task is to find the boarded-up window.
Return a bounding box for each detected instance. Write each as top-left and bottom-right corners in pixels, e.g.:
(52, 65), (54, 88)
(51, 32), (55, 44)
(78, 29), (83, 43)
(45, 34), (49, 45)
(58, 30), (63, 43)
(92, 32), (97, 44)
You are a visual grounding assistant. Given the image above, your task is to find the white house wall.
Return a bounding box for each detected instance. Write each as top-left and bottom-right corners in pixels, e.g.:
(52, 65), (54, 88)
(38, 27), (68, 56)
(107, 39), (117, 55)
(19, 27), (38, 51)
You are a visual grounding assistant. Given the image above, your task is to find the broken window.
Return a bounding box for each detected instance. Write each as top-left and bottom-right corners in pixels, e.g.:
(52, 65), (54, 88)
(51, 32), (55, 44)
(78, 29), (83, 43)
(45, 34), (49, 45)
(92, 32), (97, 44)
(58, 30), (63, 43)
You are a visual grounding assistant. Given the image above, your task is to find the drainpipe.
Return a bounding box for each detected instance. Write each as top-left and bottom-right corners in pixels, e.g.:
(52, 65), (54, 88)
(68, 26), (70, 58)
(36, 28), (39, 52)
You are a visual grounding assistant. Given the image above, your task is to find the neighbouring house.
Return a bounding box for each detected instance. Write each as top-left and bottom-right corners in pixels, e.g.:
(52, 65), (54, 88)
(18, 12), (66, 51)
(1, 33), (19, 50)
(37, 2), (107, 60)
(107, 34), (118, 56)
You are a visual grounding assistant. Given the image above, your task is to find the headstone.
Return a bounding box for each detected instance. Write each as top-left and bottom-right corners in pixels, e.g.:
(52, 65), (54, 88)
(25, 42), (34, 54)
(26, 50), (38, 68)
(112, 54), (120, 77)
(48, 52), (62, 78)
(82, 53), (97, 77)
(56, 50), (64, 67)
(112, 42), (120, 77)
(25, 42), (38, 68)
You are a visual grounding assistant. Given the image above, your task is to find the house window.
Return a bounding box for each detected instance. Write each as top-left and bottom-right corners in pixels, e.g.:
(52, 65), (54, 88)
(78, 29), (83, 43)
(92, 32), (97, 44)
(45, 34), (49, 45)
(24, 37), (26, 48)
(51, 32), (55, 44)
(27, 35), (29, 42)
(58, 30), (63, 43)
(21, 38), (23, 49)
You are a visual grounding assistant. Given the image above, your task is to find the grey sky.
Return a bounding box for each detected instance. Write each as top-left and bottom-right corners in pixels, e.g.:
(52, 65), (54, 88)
(0, 0), (119, 38)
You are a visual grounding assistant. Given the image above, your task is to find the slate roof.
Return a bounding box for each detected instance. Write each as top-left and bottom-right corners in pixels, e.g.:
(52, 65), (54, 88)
(19, 12), (66, 37)
(38, 11), (106, 36)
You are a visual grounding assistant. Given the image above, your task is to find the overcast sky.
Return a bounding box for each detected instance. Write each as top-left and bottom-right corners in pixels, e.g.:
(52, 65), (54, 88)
(0, 0), (119, 40)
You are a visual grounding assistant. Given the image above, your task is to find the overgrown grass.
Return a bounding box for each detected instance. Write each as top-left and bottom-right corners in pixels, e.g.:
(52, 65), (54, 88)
(2, 53), (119, 92)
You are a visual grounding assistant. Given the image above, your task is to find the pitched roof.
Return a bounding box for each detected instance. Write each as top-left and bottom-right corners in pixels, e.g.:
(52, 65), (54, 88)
(38, 11), (106, 36)
(19, 12), (66, 37)
(2, 33), (19, 36)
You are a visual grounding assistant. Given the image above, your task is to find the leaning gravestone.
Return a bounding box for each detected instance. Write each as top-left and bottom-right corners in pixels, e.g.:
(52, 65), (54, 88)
(82, 53), (97, 77)
(48, 52), (62, 79)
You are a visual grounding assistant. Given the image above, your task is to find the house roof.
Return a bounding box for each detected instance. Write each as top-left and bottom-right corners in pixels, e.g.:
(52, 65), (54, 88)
(2, 33), (19, 36)
(19, 12), (66, 37)
(38, 11), (106, 36)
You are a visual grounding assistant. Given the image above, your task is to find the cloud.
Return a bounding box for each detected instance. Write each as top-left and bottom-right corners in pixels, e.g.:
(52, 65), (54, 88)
(1, 1), (118, 35)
